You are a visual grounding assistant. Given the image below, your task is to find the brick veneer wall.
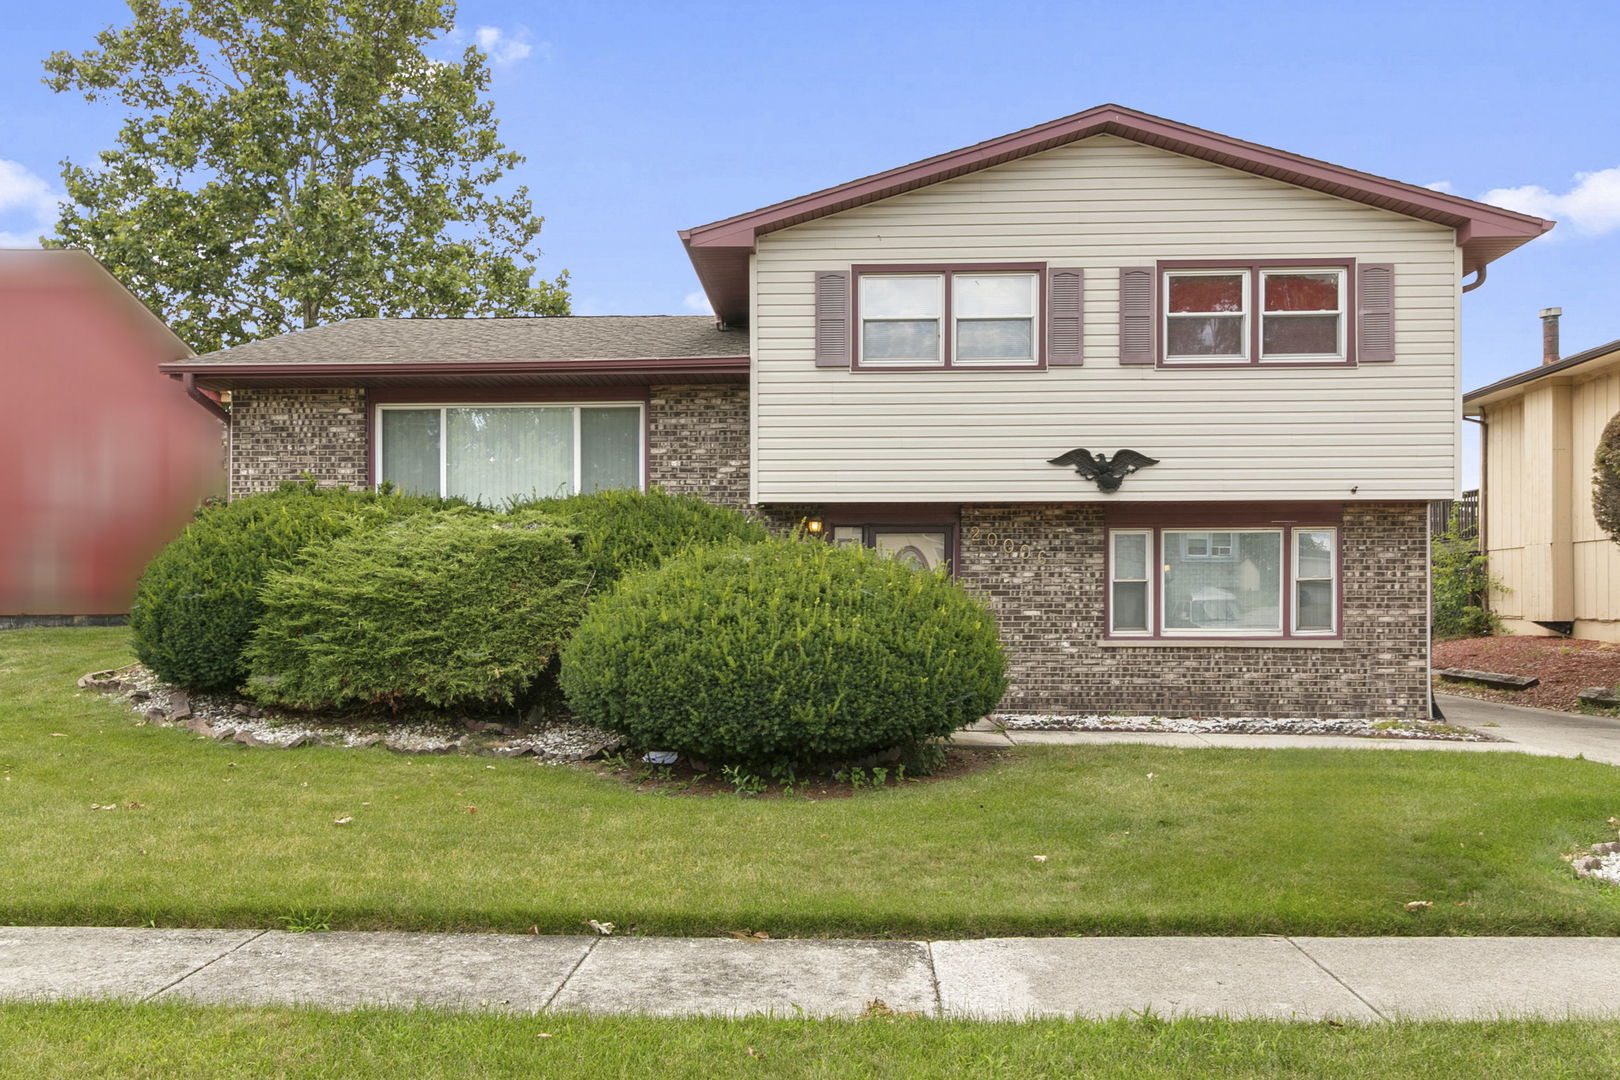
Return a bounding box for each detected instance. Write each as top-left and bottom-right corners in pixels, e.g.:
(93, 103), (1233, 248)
(228, 384), (752, 505)
(228, 388), (367, 497)
(647, 385), (750, 509)
(952, 502), (1430, 721)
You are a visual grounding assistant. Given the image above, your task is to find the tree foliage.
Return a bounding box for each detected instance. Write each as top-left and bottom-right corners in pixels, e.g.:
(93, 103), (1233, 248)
(1595, 411), (1620, 546)
(43, 0), (567, 352)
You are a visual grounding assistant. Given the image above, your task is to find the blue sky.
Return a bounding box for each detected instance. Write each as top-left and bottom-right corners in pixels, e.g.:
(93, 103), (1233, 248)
(3, 0), (1618, 483)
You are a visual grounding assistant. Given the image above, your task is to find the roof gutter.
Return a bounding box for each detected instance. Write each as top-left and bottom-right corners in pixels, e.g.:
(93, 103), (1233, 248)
(181, 372), (231, 425)
(159, 355), (750, 380)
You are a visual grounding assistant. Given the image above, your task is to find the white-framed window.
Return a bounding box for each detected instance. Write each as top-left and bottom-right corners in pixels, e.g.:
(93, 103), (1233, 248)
(859, 274), (944, 366)
(856, 266), (1041, 368)
(953, 272), (1038, 366)
(1164, 270), (1248, 363)
(1260, 268), (1345, 362)
(375, 403), (643, 506)
(1108, 529), (1153, 635)
(1107, 525), (1339, 638)
(1292, 528), (1338, 634)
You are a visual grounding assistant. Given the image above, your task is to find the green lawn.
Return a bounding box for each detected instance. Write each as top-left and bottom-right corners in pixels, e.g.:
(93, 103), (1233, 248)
(5, 1002), (1620, 1080)
(2, 626), (1618, 937)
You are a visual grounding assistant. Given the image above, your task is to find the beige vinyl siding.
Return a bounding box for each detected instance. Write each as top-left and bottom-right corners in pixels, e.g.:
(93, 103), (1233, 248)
(1483, 353), (1620, 639)
(1483, 398), (1527, 620)
(752, 134), (1460, 503)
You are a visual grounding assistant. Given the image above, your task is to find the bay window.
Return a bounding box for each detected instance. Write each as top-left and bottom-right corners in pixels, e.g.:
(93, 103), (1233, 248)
(377, 404), (642, 505)
(1162, 262), (1350, 365)
(1107, 525), (1338, 638)
(856, 265), (1041, 368)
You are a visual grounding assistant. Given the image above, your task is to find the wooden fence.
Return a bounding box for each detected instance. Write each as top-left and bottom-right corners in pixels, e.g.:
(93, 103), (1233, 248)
(1430, 489), (1478, 541)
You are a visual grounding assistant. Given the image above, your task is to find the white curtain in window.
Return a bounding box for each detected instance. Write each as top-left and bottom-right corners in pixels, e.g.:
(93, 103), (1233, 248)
(380, 409), (440, 496)
(446, 407), (573, 506)
(580, 408), (640, 493)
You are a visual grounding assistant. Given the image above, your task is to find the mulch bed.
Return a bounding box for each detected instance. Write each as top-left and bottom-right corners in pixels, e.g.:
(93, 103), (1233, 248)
(1433, 636), (1620, 712)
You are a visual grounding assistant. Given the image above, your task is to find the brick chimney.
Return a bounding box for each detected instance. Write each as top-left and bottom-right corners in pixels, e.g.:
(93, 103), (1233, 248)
(1541, 307), (1562, 365)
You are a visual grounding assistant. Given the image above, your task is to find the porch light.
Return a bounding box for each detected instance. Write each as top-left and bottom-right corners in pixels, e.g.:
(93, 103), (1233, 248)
(804, 518), (825, 535)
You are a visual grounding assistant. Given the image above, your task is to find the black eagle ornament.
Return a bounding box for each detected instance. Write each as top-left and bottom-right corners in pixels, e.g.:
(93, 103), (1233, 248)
(1047, 448), (1160, 492)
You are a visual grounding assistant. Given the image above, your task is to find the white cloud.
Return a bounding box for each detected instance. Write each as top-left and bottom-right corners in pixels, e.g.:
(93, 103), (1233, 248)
(0, 159), (62, 247)
(683, 290), (713, 315)
(1423, 180), (1455, 194)
(473, 25), (533, 65)
(1481, 167), (1620, 235)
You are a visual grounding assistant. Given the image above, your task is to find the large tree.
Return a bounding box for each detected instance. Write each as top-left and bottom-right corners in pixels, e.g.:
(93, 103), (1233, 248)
(43, 0), (567, 352)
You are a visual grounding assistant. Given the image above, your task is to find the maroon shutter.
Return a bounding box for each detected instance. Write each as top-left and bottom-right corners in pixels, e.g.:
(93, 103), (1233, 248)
(1357, 263), (1395, 363)
(1118, 266), (1156, 365)
(814, 271), (851, 368)
(1047, 268), (1083, 366)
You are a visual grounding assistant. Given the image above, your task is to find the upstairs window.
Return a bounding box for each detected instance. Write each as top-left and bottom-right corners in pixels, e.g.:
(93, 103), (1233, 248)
(1161, 262), (1350, 366)
(1261, 270), (1345, 361)
(856, 266), (1041, 368)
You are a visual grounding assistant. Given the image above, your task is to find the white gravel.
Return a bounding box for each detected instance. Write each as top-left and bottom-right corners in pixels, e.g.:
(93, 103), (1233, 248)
(83, 663), (621, 762)
(992, 712), (1490, 741)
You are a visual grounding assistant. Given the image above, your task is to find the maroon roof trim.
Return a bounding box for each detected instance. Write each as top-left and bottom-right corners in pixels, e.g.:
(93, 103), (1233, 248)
(160, 355), (749, 390)
(680, 104), (1555, 326)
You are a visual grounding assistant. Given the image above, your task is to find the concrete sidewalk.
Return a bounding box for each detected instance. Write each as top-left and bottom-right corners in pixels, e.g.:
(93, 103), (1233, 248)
(954, 694), (1620, 767)
(3, 927), (1618, 1020)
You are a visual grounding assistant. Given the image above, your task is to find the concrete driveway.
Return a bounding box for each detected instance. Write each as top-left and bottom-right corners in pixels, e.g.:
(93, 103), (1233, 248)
(1435, 693), (1620, 766)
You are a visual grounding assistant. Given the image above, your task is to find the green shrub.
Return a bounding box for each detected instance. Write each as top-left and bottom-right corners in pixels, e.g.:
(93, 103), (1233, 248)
(246, 510), (589, 711)
(130, 483), (457, 692)
(1594, 410), (1620, 546)
(559, 537), (1006, 773)
(516, 488), (768, 592)
(1432, 506), (1505, 639)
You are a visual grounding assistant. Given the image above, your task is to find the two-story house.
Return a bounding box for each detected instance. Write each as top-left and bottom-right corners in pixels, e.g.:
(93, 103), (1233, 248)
(161, 105), (1553, 721)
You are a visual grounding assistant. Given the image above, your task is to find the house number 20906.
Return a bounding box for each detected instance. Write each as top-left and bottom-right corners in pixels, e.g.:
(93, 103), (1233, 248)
(966, 526), (1048, 567)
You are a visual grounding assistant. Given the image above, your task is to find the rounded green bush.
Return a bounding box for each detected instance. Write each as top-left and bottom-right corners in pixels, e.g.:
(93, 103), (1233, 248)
(130, 482), (457, 692)
(516, 488), (768, 592)
(245, 510), (590, 711)
(559, 537), (1007, 772)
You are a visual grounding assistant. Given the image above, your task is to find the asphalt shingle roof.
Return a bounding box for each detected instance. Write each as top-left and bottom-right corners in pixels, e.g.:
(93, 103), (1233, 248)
(174, 316), (748, 365)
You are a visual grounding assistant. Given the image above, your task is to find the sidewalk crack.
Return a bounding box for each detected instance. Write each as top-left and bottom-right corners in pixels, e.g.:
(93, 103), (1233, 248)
(1285, 937), (1385, 1021)
(142, 928), (269, 1002)
(540, 936), (599, 1013)
(924, 941), (944, 1019)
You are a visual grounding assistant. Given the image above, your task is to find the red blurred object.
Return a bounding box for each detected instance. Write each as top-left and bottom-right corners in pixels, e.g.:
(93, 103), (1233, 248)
(0, 250), (221, 619)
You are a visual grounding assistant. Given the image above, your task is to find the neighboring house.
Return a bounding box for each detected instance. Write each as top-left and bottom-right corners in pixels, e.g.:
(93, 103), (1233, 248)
(0, 250), (220, 626)
(160, 104), (1553, 719)
(1465, 310), (1620, 642)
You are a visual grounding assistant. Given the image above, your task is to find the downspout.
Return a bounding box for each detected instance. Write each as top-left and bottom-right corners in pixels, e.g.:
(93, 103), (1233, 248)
(181, 372), (231, 425)
(1461, 265), (1487, 293)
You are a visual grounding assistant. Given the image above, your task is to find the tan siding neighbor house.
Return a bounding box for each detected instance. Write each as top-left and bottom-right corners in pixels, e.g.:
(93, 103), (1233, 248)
(1466, 329), (1620, 642)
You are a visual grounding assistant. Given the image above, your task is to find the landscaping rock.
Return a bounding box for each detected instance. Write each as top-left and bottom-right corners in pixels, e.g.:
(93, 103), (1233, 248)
(231, 703), (252, 716)
(167, 691), (192, 721)
(1577, 687), (1620, 708)
(1435, 668), (1539, 691)
(994, 713), (1488, 742)
(233, 730), (268, 748)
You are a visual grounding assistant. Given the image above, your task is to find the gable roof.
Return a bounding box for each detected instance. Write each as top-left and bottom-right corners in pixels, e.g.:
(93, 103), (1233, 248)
(160, 315), (750, 389)
(1464, 336), (1620, 411)
(680, 103), (1556, 326)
